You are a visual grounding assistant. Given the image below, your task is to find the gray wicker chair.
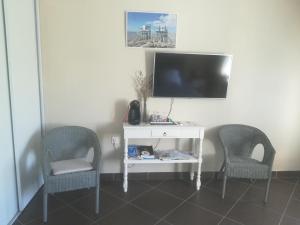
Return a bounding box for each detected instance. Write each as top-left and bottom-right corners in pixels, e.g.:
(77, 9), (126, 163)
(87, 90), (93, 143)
(42, 126), (100, 222)
(218, 124), (275, 203)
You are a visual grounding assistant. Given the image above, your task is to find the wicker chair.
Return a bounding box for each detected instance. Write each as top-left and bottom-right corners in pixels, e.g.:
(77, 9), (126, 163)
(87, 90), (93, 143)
(218, 124), (275, 203)
(42, 126), (101, 222)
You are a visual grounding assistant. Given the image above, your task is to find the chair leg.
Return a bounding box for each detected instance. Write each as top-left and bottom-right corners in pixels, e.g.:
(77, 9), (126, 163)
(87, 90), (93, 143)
(95, 184), (100, 214)
(43, 189), (48, 223)
(222, 175), (227, 199)
(264, 176), (272, 203)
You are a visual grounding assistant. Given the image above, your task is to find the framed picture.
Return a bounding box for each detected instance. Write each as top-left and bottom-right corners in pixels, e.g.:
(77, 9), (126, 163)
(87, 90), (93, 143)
(126, 11), (177, 48)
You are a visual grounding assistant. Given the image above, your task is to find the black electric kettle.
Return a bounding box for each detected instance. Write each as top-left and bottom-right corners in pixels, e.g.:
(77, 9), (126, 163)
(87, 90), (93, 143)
(128, 100), (141, 125)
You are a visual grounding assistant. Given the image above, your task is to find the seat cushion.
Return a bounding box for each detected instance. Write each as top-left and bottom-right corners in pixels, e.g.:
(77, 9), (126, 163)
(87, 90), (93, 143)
(50, 158), (93, 175)
(227, 156), (270, 179)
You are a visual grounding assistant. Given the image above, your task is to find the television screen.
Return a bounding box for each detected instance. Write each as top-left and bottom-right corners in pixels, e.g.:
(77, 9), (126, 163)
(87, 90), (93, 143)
(152, 52), (232, 98)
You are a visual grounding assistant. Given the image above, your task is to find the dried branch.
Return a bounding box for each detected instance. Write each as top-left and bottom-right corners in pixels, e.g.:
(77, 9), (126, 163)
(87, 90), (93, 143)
(133, 70), (152, 101)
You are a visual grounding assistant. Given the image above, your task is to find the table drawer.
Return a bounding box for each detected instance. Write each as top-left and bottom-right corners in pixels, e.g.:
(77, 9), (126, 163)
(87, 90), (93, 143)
(125, 129), (151, 138)
(124, 125), (204, 139)
(179, 128), (202, 138)
(151, 129), (179, 137)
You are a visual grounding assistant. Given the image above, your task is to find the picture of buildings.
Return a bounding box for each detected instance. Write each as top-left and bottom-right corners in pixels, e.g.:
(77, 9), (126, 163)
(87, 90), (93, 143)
(126, 11), (177, 48)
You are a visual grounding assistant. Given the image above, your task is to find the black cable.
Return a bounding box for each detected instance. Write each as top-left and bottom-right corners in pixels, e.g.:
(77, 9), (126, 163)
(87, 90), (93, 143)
(153, 139), (161, 150)
(167, 98), (174, 119)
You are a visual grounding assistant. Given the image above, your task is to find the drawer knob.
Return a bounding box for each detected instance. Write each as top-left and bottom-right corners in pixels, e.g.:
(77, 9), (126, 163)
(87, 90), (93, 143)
(163, 132), (167, 136)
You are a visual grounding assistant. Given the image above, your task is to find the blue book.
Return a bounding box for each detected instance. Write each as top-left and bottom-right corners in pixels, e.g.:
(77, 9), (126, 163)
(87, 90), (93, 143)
(128, 145), (138, 158)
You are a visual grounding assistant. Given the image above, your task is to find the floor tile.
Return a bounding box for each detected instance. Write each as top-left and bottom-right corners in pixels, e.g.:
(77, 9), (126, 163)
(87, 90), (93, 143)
(142, 175), (209, 188)
(140, 179), (164, 187)
(27, 206), (92, 225)
(18, 189), (66, 224)
(156, 221), (173, 225)
(188, 187), (236, 216)
(229, 178), (253, 185)
(54, 188), (94, 204)
(132, 189), (182, 218)
(293, 183), (300, 200)
(14, 175), (300, 225)
(219, 218), (244, 225)
(227, 201), (281, 225)
(165, 202), (222, 225)
(94, 204), (157, 225)
(101, 181), (151, 201)
(127, 173), (148, 180)
(241, 185), (290, 213)
(277, 171), (300, 179)
(286, 199), (300, 220)
(275, 177), (299, 184)
(254, 178), (295, 195)
(201, 172), (216, 181)
(205, 179), (249, 199)
(148, 172), (176, 181)
(281, 216), (300, 225)
(214, 174), (252, 185)
(70, 190), (125, 220)
(194, 175), (216, 187)
(157, 180), (196, 199)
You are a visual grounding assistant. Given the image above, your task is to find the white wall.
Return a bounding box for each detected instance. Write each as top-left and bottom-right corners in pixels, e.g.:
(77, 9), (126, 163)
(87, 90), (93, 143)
(39, 0), (300, 173)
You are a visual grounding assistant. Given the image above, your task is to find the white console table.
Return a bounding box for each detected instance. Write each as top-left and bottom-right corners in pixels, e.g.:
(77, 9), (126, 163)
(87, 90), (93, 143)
(123, 122), (205, 192)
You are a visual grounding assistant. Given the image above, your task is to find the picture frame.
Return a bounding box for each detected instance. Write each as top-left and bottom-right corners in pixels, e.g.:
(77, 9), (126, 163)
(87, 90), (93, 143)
(126, 11), (177, 48)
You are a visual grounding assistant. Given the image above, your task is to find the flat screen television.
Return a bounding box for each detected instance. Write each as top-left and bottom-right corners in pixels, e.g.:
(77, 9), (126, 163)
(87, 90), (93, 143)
(152, 52), (233, 98)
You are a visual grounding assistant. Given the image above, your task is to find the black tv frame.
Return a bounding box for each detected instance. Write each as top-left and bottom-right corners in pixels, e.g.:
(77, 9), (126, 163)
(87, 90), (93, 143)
(152, 52), (233, 98)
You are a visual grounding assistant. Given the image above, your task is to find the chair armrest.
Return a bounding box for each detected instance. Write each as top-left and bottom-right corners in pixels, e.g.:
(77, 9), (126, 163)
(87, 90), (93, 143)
(219, 138), (230, 165)
(90, 133), (101, 172)
(43, 150), (52, 180)
(253, 133), (276, 167)
(262, 143), (276, 166)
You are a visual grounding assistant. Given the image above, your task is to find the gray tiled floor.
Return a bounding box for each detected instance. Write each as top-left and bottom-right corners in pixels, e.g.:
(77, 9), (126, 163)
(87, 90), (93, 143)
(13, 175), (300, 225)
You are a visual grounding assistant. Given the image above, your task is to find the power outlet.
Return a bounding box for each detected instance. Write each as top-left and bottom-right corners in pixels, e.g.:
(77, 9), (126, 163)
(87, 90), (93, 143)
(111, 136), (120, 147)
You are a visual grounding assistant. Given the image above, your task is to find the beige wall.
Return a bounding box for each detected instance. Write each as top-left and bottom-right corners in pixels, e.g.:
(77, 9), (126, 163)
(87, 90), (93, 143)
(39, 0), (300, 173)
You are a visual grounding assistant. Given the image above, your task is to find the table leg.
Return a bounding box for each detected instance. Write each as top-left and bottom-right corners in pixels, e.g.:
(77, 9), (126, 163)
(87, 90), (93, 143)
(123, 162), (128, 192)
(190, 171), (195, 181)
(190, 139), (195, 181)
(196, 162), (201, 190)
(190, 164), (194, 181)
(196, 137), (203, 190)
(123, 138), (128, 192)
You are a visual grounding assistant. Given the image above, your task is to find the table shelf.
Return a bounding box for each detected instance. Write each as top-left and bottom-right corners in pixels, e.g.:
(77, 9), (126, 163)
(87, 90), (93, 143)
(125, 158), (199, 164)
(123, 122), (205, 192)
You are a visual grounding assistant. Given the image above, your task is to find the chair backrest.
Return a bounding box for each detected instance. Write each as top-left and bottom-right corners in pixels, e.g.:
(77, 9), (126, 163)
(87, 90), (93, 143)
(43, 126), (99, 162)
(219, 124), (264, 158)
